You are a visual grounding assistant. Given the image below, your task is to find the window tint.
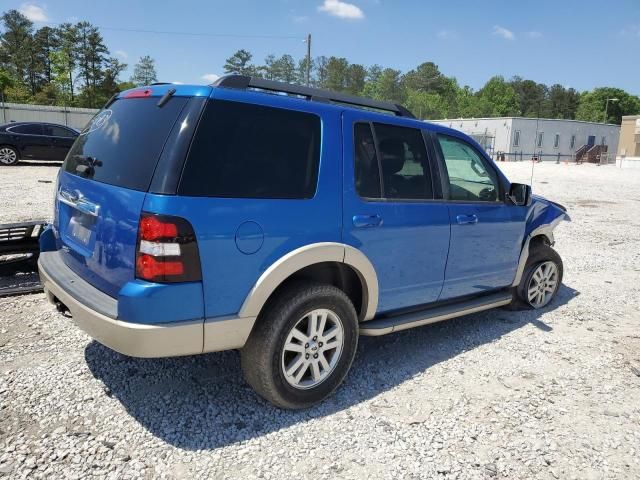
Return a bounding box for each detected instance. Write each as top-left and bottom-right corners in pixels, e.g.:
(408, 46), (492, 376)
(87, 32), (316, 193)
(180, 100), (320, 199)
(354, 123), (381, 198)
(437, 134), (500, 202)
(373, 123), (433, 200)
(9, 124), (43, 135)
(43, 125), (76, 138)
(64, 97), (188, 191)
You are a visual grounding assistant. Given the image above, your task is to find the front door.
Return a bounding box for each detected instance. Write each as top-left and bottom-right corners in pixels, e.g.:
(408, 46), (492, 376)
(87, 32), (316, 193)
(434, 133), (527, 300)
(342, 112), (451, 314)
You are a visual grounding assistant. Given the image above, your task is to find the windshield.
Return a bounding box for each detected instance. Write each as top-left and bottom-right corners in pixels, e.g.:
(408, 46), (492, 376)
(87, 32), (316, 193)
(63, 97), (188, 191)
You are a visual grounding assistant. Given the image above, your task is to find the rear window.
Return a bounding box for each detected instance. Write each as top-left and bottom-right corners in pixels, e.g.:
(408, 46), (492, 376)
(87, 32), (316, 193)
(64, 97), (188, 191)
(179, 100), (321, 199)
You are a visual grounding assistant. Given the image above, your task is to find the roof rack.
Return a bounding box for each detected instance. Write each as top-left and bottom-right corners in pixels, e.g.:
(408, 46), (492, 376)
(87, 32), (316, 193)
(212, 75), (416, 119)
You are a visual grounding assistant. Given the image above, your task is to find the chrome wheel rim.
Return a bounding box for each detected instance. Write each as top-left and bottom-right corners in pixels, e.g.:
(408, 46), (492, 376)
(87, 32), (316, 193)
(0, 147), (17, 165)
(281, 308), (345, 390)
(527, 261), (559, 308)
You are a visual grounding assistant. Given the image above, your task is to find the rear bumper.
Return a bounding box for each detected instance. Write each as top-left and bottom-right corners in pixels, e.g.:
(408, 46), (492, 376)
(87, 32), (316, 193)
(38, 251), (254, 358)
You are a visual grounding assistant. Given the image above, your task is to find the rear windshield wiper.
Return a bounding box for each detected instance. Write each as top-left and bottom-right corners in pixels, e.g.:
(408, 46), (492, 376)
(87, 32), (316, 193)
(157, 88), (177, 108)
(73, 155), (102, 178)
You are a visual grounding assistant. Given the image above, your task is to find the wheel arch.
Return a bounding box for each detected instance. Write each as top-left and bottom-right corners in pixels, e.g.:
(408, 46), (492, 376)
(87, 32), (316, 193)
(238, 242), (378, 322)
(512, 222), (560, 287)
(0, 144), (20, 160)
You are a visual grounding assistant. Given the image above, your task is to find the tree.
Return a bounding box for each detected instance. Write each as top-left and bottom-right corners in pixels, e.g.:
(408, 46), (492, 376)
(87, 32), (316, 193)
(324, 57), (350, 92)
(223, 49), (254, 76)
(510, 76), (546, 117)
(345, 64), (366, 96)
(546, 84), (580, 119)
(0, 10), (33, 89)
(363, 68), (406, 104)
(130, 55), (157, 86)
(575, 87), (640, 124)
(271, 54), (296, 83)
(75, 21), (108, 107)
(477, 76), (519, 116)
(53, 23), (79, 101)
(314, 56), (329, 88)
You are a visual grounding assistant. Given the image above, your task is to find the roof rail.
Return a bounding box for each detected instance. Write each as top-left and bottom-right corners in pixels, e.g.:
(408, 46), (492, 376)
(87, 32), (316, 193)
(212, 75), (416, 119)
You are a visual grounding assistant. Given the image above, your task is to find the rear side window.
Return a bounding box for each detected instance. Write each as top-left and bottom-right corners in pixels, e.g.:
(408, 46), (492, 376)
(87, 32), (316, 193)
(64, 97), (188, 191)
(8, 124), (43, 135)
(43, 125), (76, 138)
(180, 100), (320, 199)
(354, 122), (433, 200)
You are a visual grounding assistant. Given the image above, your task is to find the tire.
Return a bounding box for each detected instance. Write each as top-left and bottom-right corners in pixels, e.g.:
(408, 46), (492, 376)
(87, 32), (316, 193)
(512, 243), (563, 310)
(241, 282), (359, 409)
(0, 146), (19, 166)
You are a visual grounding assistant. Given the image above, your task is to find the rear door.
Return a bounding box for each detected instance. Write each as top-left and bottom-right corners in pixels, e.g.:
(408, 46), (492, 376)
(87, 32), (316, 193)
(42, 125), (78, 160)
(342, 111), (450, 314)
(56, 95), (190, 297)
(6, 123), (49, 159)
(433, 133), (526, 300)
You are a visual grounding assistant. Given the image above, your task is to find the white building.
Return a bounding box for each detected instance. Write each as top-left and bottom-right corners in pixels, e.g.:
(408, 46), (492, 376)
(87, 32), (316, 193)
(431, 117), (620, 163)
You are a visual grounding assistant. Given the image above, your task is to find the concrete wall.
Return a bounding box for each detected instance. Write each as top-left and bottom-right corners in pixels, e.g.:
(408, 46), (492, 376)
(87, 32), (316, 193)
(432, 117), (620, 162)
(0, 102), (98, 130)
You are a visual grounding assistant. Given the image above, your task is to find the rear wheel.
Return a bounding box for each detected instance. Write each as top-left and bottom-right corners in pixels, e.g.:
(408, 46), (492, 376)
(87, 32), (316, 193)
(241, 282), (359, 409)
(513, 243), (563, 309)
(0, 146), (19, 166)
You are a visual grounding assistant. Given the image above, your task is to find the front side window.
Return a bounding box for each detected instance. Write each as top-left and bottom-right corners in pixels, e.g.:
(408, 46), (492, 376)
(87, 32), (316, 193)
(8, 124), (43, 135)
(437, 134), (500, 202)
(180, 100), (320, 199)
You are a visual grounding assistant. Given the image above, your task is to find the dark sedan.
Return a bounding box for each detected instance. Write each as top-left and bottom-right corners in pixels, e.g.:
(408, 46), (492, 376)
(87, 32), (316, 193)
(0, 122), (79, 166)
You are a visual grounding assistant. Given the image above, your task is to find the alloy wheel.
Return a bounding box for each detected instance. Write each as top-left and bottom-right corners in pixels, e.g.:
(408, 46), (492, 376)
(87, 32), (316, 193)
(527, 261), (559, 308)
(0, 147), (17, 165)
(281, 308), (345, 390)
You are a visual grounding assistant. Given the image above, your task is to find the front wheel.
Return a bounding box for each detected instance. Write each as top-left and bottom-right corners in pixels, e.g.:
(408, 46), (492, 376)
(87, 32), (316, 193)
(514, 243), (563, 309)
(241, 282), (359, 409)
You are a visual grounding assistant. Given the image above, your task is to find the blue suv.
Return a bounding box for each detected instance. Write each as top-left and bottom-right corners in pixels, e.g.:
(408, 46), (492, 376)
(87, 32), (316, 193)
(38, 76), (569, 409)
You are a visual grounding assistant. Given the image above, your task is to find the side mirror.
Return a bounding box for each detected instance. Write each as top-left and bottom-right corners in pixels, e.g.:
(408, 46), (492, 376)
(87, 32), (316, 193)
(508, 183), (532, 206)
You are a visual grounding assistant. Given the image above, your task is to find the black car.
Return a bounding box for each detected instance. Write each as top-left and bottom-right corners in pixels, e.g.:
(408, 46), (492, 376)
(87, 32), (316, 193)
(0, 122), (79, 166)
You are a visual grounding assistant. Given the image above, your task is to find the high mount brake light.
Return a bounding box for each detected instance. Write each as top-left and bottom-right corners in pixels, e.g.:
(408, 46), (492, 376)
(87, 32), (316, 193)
(135, 213), (201, 283)
(124, 88), (153, 99)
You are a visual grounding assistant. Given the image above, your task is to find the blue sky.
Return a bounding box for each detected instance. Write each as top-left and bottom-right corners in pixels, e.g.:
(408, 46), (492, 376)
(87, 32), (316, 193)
(5, 0), (640, 94)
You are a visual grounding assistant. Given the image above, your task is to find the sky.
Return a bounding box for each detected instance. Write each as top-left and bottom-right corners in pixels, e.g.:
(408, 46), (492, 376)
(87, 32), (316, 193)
(3, 0), (640, 94)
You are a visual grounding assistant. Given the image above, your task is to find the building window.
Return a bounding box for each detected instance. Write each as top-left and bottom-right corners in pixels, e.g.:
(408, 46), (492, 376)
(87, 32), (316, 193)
(570, 135), (576, 149)
(554, 134), (560, 148)
(537, 132), (544, 147)
(513, 130), (520, 147)
(601, 136), (606, 146)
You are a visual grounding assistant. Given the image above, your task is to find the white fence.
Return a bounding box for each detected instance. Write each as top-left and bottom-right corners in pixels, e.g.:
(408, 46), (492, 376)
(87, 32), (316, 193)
(0, 102), (99, 130)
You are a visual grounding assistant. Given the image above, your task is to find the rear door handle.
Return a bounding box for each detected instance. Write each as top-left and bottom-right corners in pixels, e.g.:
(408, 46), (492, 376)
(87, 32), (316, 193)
(353, 214), (383, 228)
(456, 214), (478, 225)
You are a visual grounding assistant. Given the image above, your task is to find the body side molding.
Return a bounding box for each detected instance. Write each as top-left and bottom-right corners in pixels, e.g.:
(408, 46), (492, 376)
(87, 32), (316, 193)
(238, 242), (379, 321)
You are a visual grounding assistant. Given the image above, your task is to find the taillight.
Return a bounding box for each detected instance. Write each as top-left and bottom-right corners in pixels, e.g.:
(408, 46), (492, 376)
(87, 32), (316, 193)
(135, 213), (201, 283)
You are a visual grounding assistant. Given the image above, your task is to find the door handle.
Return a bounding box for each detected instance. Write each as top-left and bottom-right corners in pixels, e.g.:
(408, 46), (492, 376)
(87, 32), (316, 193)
(456, 214), (478, 225)
(353, 214), (383, 228)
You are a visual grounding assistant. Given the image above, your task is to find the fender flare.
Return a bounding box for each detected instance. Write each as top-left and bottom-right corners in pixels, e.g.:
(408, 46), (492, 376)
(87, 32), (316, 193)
(512, 216), (565, 287)
(238, 242), (379, 321)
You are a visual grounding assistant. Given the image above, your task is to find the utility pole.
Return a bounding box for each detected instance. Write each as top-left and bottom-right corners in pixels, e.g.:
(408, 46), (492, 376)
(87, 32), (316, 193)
(305, 33), (312, 87)
(604, 97), (619, 124)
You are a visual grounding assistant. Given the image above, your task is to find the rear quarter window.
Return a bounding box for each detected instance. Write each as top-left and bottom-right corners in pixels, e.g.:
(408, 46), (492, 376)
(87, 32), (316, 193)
(179, 100), (321, 199)
(64, 97), (188, 191)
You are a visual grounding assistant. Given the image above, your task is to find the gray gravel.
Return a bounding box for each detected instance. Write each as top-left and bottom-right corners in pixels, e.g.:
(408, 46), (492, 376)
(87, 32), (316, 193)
(1, 161), (640, 479)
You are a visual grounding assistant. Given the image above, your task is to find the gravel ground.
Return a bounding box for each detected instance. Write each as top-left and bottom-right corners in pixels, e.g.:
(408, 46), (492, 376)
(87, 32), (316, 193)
(1, 161), (640, 479)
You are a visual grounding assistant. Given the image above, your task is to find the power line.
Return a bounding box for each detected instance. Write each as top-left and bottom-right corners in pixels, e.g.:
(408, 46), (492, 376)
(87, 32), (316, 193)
(41, 21), (303, 40)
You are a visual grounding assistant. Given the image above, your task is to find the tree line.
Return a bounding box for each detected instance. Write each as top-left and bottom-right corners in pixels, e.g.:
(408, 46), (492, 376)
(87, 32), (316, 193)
(1, 6), (638, 123)
(0, 9), (157, 108)
(224, 49), (640, 124)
